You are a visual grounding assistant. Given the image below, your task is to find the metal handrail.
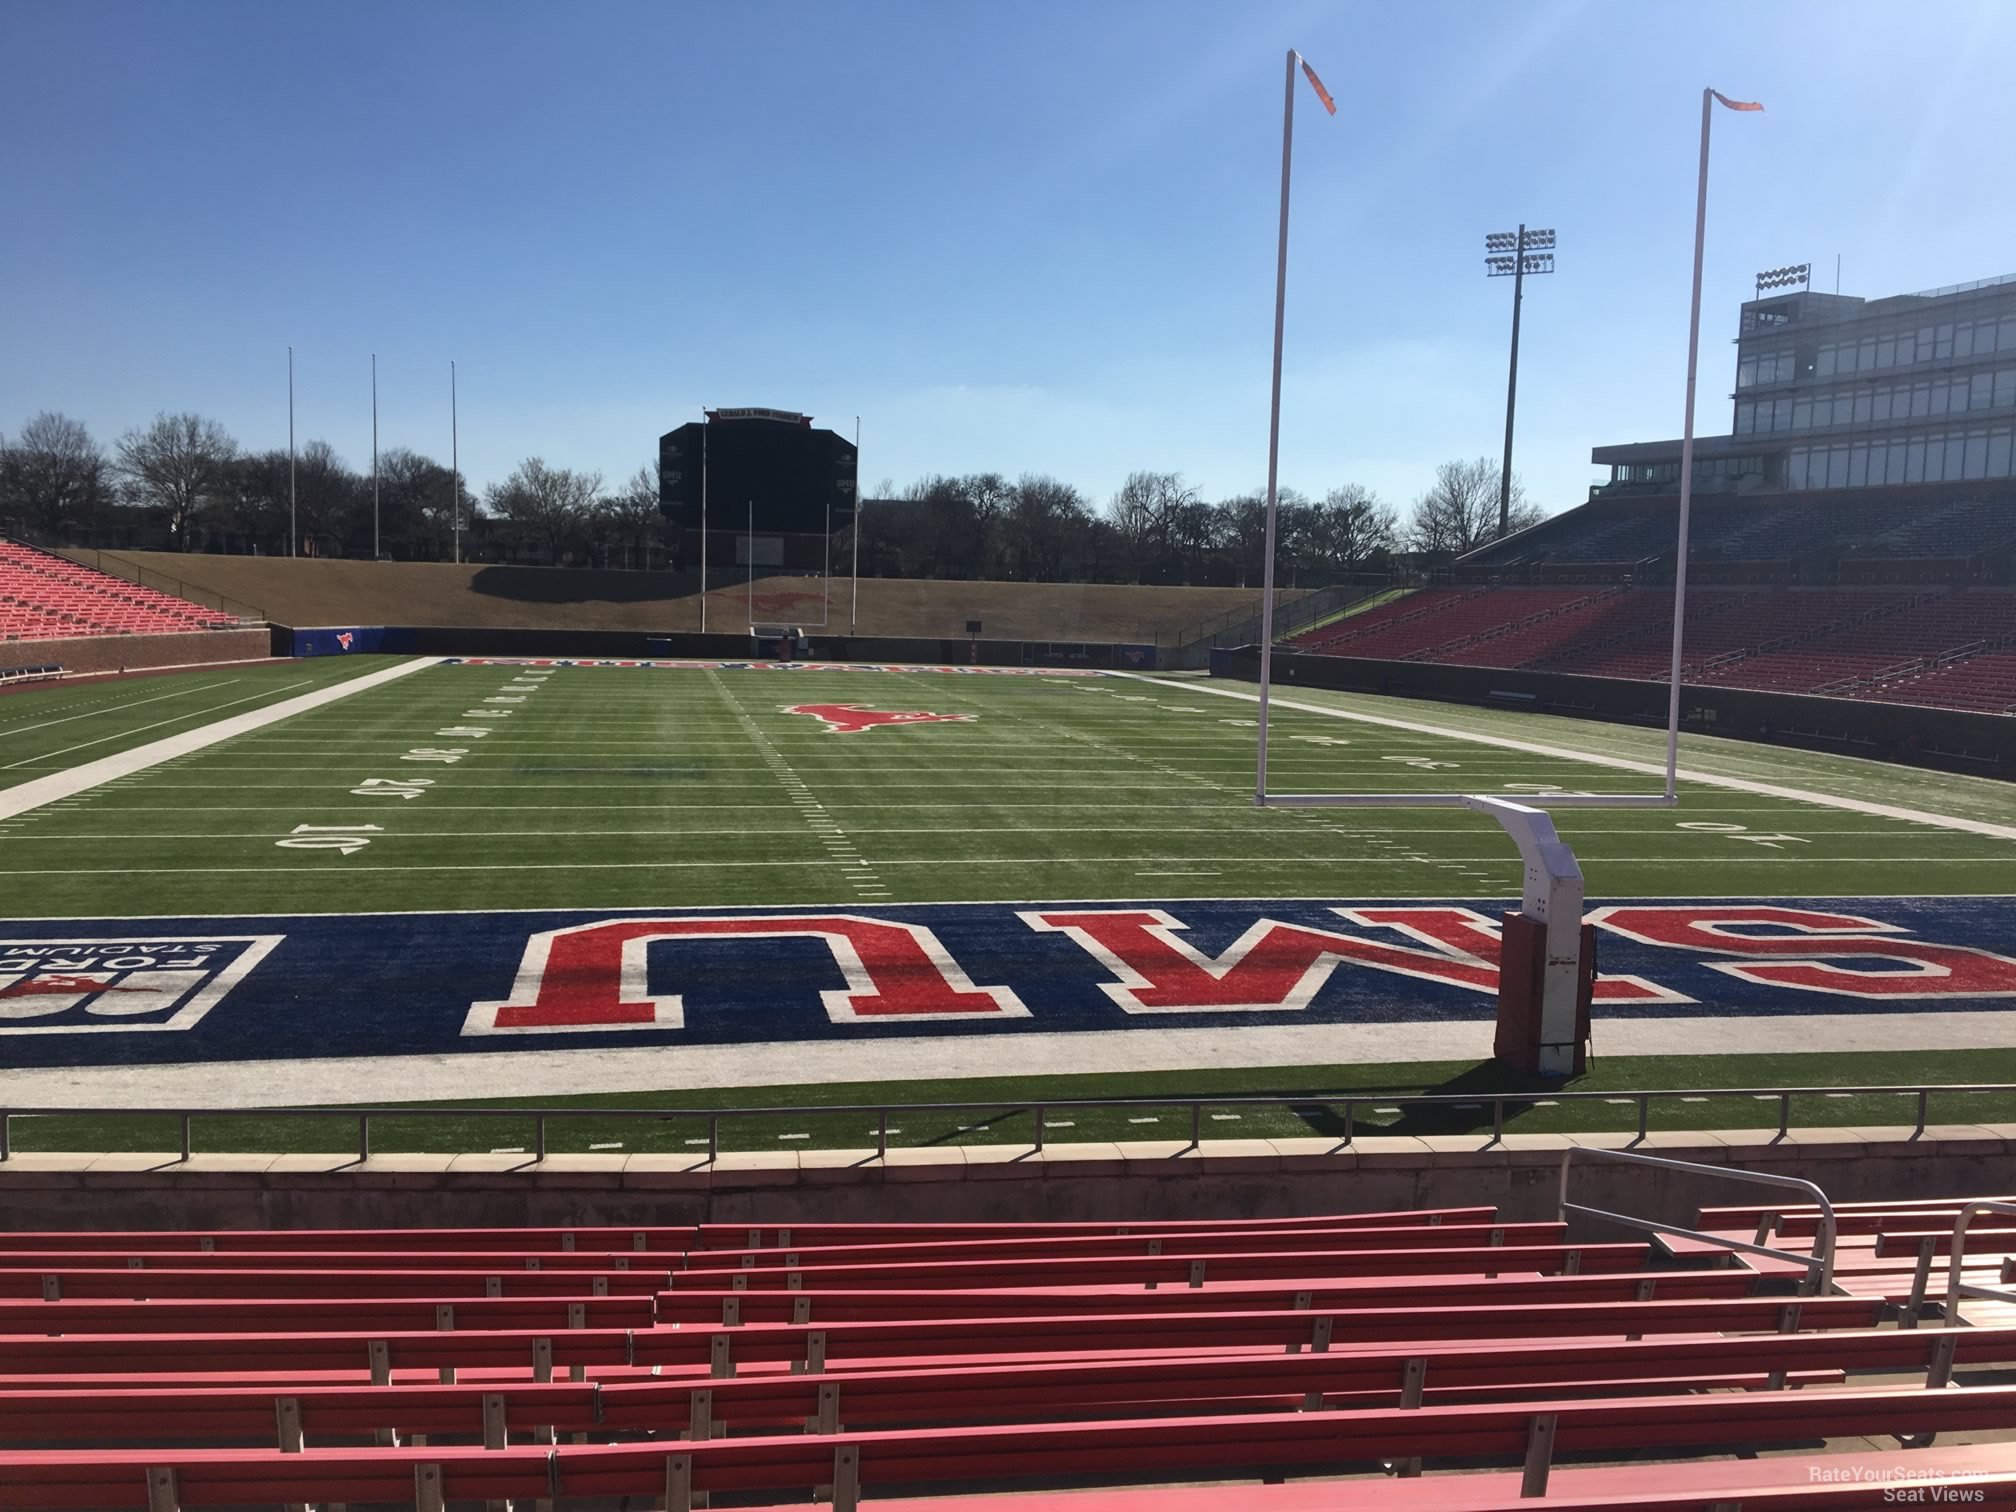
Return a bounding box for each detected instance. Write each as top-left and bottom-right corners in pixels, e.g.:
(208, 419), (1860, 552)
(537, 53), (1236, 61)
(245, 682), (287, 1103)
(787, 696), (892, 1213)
(1, 1081), (2008, 1166)
(1942, 1200), (2016, 1325)
(1560, 1146), (1837, 1294)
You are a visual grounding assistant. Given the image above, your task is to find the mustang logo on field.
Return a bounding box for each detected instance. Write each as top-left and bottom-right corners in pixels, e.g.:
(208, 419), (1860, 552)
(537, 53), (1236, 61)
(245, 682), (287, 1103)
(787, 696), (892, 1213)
(784, 703), (976, 735)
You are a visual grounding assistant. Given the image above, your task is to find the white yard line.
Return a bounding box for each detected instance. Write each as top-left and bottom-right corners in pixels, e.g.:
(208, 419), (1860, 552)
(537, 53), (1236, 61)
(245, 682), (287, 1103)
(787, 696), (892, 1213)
(1117, 674), (2016, 843)
(0, 659), (444, 822)
(0, 680), (243, 741)
(19, 1010), (2016, 1107)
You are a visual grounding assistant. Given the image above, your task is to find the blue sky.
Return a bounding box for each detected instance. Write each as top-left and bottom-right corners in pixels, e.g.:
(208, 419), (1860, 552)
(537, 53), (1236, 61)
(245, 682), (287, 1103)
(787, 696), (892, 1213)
(4, 0), (2012, 517)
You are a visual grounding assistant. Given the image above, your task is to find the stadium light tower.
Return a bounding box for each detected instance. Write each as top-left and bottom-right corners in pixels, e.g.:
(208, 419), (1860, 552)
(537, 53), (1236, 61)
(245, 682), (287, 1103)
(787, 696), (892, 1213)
(1484, 226), (1555, 540)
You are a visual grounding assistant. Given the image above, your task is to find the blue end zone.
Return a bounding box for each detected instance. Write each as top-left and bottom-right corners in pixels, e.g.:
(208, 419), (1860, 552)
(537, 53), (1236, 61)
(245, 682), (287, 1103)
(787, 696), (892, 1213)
(3, 896), (2012, 1073)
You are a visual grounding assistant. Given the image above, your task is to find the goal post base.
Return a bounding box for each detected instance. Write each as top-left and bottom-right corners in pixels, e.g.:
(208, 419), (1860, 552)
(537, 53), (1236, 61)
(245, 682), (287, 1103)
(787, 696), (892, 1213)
(1462, 797), (1591, 1080)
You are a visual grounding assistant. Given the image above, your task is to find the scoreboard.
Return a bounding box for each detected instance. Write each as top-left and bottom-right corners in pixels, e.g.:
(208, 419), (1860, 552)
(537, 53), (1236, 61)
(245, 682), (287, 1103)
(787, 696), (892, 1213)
(658, 411), (858, 538)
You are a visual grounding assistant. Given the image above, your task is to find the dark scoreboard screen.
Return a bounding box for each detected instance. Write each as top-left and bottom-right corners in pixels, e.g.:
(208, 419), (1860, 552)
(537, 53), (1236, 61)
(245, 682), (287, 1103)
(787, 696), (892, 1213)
(658, 414), (857, 535)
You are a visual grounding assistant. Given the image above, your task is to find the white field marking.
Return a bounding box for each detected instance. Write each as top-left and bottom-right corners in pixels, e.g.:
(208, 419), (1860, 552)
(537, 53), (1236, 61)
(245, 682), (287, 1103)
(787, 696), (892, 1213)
(0, 659), (445, 822)
(1115, 673), (2016, 843)
(0, 681), (245, 741)
(28, 1008), (2016, 1107)
(9, 852), (1982, 880)
(708, 670), (893, 901)
(1, 889), (2007, 925)
(28, 822), (1918, 841)
(1, 682), (261, 770)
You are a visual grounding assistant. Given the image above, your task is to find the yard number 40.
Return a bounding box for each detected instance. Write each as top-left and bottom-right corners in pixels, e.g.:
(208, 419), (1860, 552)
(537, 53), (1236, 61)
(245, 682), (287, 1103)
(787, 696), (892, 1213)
(276, 824), (382, 856)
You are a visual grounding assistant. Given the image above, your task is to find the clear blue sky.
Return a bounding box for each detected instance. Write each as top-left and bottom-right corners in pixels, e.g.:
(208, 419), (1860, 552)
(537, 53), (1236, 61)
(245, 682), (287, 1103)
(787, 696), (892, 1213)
(4, 0), (2012, 516)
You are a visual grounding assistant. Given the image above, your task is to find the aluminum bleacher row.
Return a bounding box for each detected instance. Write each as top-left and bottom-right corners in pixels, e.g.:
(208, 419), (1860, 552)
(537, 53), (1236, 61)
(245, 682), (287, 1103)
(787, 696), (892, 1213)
(4, 1204), (2014, 1509)
(1288, 585), (2016, 714)
(0, 537), (238, 641)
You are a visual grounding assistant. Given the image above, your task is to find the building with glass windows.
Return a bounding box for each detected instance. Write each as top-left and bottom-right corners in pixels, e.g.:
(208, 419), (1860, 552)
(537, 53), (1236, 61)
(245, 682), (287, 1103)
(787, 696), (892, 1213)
(1592, 271), (2016, 497)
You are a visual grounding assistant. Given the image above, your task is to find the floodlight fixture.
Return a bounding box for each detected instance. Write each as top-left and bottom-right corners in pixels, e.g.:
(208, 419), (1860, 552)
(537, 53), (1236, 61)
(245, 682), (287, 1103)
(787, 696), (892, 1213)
(1754, 262), (1811, 294)
(1482, 225), (1558, 537)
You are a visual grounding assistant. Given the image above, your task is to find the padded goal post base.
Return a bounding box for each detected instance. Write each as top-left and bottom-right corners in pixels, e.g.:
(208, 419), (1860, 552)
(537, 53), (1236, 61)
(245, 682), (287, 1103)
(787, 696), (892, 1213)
(1496, 914), (1594, 1077)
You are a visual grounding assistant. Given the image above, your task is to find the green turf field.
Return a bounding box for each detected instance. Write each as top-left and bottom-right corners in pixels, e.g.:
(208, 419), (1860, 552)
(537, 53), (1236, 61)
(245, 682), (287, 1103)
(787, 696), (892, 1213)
(4, 654), (2014, 1152)
(2, 656), (2012, 917)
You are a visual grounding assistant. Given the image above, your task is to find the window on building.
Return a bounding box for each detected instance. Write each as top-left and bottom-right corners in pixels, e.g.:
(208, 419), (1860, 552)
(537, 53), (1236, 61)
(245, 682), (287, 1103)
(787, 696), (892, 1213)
(1957, 324), (1975, 359)
(1906, 439), (1926, 482)
(1990, 427), (2014, 478)
(1965, 430), (1989, 479)
(1996, 369), (2016, 408)
(1817, 345), (1836, 378)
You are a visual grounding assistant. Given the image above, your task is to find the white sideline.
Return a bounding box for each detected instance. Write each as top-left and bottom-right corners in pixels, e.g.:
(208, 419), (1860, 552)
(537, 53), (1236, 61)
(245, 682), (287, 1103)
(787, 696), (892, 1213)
(0, 658), (444, 822)
(1117, 673), (2016, 843)
(15, 1009), (2016, 1107)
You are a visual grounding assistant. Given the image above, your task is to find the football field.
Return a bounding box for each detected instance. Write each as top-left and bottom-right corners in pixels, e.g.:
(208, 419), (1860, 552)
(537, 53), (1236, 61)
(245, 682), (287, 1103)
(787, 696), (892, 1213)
(4, 654), (2015, 1152)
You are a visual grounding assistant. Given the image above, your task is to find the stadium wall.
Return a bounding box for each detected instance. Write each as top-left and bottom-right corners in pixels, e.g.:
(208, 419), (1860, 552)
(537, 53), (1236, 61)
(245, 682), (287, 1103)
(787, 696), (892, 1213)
(274, 623), (1157, 670)
(2, 1126), (2008, 1231)
(1, 628), (272, 679)
(1211, 646), (2012, 774)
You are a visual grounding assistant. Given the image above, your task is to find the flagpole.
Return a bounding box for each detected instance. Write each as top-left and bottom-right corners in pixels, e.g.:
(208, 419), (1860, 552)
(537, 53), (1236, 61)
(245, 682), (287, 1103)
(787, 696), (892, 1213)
(371, 353), (380, 560)
(1665, 88), (1718, 801)
(287, 347), (296, 559)
(699, 415), (709, 635)
(450, 360), (460, 565)
(850, 415), (861, 635)
(1254, 48), (1298, 807)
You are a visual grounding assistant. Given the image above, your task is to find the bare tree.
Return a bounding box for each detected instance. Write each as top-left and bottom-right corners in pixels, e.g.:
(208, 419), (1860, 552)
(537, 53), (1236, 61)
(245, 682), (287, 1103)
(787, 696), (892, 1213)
(114, 413), (237, 551)
(1309, 484), (1399, 573)
(1001, 474), (1089, 580)
(590, 462), (668, 570)
(0, 412), (109, 541)
(1107, 471), (1199, 582)
(487, 458), (602, 562)
(376, 448), (471, 561)
(1406, 458), (1543, 558)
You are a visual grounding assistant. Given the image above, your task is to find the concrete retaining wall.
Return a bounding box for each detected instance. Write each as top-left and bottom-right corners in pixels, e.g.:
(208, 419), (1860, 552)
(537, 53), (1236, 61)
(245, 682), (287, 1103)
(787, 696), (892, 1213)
(2, 628), (270, 678)
(4, 1127), (2010, 1235)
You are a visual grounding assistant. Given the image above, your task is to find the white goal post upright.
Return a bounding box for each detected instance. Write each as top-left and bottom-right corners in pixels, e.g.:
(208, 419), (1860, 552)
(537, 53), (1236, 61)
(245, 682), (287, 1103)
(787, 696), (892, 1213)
(1250, 82), (1760, 1075)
